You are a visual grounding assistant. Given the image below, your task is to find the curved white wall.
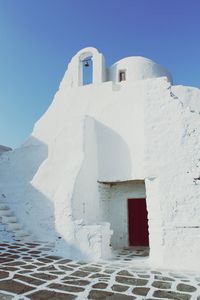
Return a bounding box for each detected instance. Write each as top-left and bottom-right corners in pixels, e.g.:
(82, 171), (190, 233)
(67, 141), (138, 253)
(62, 47), (106, 88)
(109, 56), (172, 84)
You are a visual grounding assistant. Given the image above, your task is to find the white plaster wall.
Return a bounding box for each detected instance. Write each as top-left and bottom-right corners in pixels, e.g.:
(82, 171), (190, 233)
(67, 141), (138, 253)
(145, 177), (164, 266)
(1, 47), (200, 269)
(144, 79), (200, 271)
(0, 49), (173, 261)
(99, 181), (146, 249)
(172, 85), (200, 112)
(72, 116), (100, 223)
(95, 81), (146, 181)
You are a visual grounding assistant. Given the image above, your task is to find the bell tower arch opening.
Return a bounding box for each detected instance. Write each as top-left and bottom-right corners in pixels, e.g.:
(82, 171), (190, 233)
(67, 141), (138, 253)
(67, 47), (106, 87)
(79, 51), (94, 86)
(82, 56), (93, 85)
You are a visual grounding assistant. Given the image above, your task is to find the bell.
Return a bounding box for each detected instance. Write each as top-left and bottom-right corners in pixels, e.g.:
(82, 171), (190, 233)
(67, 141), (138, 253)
(84, 60), (90, 67)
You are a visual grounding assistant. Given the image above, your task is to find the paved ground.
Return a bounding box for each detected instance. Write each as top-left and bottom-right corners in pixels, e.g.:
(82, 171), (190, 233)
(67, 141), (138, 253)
(0, 242), (200, 299)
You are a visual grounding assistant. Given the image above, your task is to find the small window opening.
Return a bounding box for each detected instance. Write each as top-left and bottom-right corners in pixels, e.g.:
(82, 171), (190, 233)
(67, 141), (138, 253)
(119, 70), (126, 82)
(82, 56), (93, 85)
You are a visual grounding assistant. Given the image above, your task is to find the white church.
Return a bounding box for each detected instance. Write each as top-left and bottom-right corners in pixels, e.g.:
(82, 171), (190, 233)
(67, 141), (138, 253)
(1, 47), (200, 272)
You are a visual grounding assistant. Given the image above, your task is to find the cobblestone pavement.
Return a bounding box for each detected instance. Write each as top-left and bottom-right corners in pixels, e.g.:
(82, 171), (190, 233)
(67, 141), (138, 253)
(0, 242), (200, 299)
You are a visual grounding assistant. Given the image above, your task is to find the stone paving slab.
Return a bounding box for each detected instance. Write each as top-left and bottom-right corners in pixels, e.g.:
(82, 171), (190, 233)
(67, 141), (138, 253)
(0, 242), (200, 299)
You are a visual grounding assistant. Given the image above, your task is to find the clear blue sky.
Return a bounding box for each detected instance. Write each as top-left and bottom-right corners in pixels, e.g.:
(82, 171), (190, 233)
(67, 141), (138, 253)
(0, 0), (200, 148)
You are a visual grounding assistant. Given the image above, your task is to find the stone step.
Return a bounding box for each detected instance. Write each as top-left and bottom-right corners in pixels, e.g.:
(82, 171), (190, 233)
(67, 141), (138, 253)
(0, 201), (35, 242)
(0, 209), (13, 217)
(2, 216), (17, 223)
(7, 223), (22, 231)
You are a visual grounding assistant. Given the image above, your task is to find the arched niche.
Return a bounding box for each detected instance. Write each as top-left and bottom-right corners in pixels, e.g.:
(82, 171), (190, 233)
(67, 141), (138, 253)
(68, 47), (106, 87)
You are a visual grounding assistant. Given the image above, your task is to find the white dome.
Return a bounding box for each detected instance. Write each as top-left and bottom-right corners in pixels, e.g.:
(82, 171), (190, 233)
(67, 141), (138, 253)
(109, 56), (172, 83)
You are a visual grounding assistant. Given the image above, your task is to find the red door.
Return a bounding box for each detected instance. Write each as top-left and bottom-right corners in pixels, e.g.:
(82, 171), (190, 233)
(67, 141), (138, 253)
(128, 198), (149, 246)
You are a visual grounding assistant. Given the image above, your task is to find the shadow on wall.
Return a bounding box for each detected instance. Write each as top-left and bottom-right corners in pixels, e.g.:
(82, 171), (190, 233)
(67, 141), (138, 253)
(72, 116), (132, 223)
(0, 136), (88, 260)
(95, 119), (132, 182)
(0, 136), (53, 240)
(72, 116), (98, 222)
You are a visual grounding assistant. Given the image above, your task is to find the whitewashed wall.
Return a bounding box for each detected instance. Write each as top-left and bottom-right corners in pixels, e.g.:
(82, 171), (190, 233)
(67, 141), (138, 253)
(1, 47), (200, 270)
(144, 79), (200, 271)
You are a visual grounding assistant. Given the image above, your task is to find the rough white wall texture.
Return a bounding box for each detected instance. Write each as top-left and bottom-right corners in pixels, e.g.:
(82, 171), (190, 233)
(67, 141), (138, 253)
(0, 47), (200, 270)
(144, 79), (200, 271)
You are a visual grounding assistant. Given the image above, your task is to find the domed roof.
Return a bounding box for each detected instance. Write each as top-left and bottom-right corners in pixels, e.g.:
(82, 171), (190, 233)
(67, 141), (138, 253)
(110, 56), (172, 83)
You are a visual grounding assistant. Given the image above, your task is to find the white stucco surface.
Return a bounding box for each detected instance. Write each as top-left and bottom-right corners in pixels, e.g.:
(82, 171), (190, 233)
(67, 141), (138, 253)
(0, 47), (200, 270)
(109, 56), (172, 84)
